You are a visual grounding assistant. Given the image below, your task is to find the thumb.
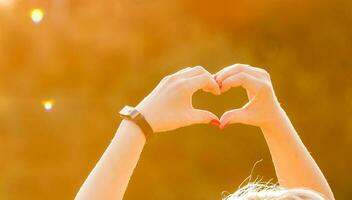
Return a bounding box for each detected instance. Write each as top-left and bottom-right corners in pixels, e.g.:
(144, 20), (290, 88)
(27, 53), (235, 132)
(219, 108), (249, 129)
(191, 109), (219, 125)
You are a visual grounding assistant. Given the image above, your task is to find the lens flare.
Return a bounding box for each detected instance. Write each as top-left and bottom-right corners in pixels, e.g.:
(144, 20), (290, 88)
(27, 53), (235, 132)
(30, 8), (44, 24)
(42, 100), (54, 111)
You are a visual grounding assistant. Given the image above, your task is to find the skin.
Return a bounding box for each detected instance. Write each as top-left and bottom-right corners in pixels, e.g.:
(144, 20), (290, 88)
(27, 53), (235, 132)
(74, 65), (334, 200)
(215, 64), (334, 200)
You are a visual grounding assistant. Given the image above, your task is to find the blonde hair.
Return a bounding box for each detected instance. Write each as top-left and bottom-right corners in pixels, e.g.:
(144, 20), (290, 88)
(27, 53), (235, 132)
(222, 183), (326, 200)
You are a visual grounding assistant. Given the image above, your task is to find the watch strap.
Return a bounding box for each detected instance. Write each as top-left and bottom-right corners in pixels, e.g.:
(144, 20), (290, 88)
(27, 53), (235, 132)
(119, 106), (153, 139)
(133, 109), (153, 139)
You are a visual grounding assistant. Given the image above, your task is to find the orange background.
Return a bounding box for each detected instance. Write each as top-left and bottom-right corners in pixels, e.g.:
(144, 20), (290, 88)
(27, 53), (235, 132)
(0, 0), (351, 199)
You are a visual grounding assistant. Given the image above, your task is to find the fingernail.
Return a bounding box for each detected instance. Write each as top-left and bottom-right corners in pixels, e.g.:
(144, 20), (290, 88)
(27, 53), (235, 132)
(209, 119), (220, 127)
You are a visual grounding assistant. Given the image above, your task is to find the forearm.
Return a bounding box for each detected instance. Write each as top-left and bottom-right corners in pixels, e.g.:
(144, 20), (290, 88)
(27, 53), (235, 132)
(74, 66), (220, 200)
(261, 108), (334, 199)
(75, 120), (146, 200)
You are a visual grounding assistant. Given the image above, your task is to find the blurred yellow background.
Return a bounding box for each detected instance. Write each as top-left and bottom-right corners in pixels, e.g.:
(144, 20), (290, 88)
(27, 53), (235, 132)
(0, 0), (351, 199)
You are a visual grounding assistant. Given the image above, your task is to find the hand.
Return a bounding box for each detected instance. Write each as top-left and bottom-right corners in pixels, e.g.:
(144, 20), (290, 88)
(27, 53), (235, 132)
(136, 66), (221, 132)
(215, 64), (283, 129)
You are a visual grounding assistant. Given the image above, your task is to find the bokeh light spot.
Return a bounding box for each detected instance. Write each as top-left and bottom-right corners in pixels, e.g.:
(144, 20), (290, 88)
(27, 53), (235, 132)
(30, 8), (44, 24)
(42, 100), (54, 111)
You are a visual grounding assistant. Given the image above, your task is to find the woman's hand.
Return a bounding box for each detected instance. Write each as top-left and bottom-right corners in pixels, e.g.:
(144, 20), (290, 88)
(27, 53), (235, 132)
(136, 66), (221, 133)
(215, 64), (335, 199)
(215, 64), (283, 129)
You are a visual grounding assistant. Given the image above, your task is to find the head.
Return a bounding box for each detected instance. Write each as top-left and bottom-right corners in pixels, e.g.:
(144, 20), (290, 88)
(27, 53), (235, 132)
(223, 183), (326, 200)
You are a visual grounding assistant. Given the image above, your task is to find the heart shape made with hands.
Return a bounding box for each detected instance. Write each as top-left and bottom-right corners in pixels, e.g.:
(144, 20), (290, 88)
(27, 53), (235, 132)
(190, 64), (274, 129)
(138, 64), (274, 132)
(193, 85), (249, 127)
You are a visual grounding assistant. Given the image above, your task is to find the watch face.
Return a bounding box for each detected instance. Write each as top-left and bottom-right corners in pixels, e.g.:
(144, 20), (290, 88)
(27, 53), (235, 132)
(119, 106), (139, 118)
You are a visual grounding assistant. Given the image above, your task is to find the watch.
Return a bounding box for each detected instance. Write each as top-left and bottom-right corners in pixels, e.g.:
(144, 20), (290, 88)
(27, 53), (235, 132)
(119, 105), (153, 139)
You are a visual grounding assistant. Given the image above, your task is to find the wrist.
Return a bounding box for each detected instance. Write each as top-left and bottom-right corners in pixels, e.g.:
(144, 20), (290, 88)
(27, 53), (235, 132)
(135, 102), (156, 132)
(114, 120), (147, 143)
(260, 104), (287, 131)
(119, 105), (154, 139)
(260, 106), (295, 139)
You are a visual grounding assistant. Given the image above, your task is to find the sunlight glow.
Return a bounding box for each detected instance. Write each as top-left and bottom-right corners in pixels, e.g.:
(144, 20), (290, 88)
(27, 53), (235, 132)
(0, 0), (14, 7)
(42, 100), (54, 111)
(31, 8), (44, 24)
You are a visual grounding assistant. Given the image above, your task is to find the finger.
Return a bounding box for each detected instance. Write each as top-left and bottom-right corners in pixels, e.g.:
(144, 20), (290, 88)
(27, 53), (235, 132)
(245, 89), (256, 100)
(175, 66), (208, 79)
(219, 108), (249, 128)
(191, 109), (219, 125)
(187, 73), (221, 95)
(220, 72), (264, 94)
(215, 64), (269, 84)
(174, 67), (191, 75)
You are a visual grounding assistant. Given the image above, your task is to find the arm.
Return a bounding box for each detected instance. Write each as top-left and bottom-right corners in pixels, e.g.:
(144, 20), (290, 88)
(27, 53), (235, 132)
(75, 66), (221, 200)
(74, 120), (146, 200)
(215, 64), (334, 200)
(261, 108), (334, 199)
